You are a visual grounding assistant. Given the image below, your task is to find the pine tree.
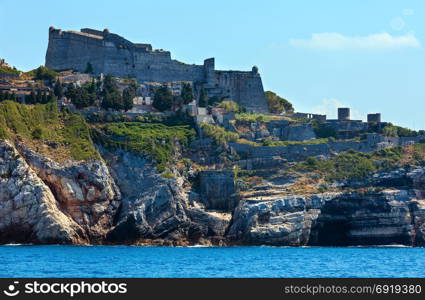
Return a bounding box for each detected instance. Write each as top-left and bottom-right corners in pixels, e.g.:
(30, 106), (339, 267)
(54, 80), (63, 98)
(153, 85), (173, 111)
(85, 62), (93, 74)
(198, 88), (208, 107)
(181, 83), (194, 105)
(122, 87), (134, 111)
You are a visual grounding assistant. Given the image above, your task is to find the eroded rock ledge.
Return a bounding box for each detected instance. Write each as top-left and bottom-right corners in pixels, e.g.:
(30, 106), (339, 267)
(1, 139), (425, 246)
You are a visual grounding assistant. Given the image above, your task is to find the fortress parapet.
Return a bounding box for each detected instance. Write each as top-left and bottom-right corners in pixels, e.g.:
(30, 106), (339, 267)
(45, 27), (268, 113)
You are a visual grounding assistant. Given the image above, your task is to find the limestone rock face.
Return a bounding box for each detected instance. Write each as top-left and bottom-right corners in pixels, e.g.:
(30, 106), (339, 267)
(228, 168), (425, 246)
(2, 136), (425, 246)
(199, 170), (238, 211)
(100, 148), (230, 245)
(16, 144), (121, 242)
(0, 141), (85, 244)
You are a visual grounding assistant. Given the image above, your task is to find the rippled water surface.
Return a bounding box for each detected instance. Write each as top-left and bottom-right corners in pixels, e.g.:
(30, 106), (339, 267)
(0, 246), (424, 277)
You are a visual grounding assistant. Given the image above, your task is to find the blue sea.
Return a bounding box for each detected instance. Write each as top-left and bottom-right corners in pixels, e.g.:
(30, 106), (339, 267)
(0, 246), (424, 278)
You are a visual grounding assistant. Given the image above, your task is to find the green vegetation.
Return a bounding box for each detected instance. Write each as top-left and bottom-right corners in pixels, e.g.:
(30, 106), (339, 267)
(153, 85), (173, 111)
(293, 145), (425, 181)
(66, 82), (96, 109)
(235, 113), (271, 123)
(0, 90), (18, 102)
(198, 88), (208, 107)
(181, 83), (194, 105)
(312, 120), (338, 139)
(92, 122), (195, 172)
(100, 75), (134, 111)
(25, 89), (56, 105)
(217, 100), (244, 113)
(54, 80), (64, 99)
(0, 65), (20, 75)
(84, 62), (94, 74)
(262, 138), (330, 147)
(26, 66), (58, 82)
(264, 91), (294, 114)
(383, 125), (418, 137)
(200, 122), (239, 145)
(0, 100), (99, 161)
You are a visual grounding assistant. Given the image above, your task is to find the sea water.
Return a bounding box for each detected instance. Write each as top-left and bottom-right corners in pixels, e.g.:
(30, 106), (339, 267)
(0, 245), (424, 278)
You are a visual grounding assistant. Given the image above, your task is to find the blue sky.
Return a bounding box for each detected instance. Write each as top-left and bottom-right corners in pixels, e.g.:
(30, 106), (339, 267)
(1, 0), (424, 128)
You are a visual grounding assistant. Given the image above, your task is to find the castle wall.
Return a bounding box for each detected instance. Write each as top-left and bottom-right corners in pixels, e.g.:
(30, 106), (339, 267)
(45, 27), (269, 113)
(213, 70), (269, 113)
(46, 29), (106, 73)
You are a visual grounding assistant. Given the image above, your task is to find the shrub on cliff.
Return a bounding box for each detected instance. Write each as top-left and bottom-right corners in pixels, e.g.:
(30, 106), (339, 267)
(0, 100), (99, 161)
(235, 113), (271, 123)
(383, 124), (418, 137)
(296, 151), (377, 181)
(200, 123), (239, 145)
(0, 65), (20, 75)
(92, 122), (195, 171)
(294, 146), (422, 181)
(312, 120), (337, 139)
(265, 91), (294, 114)
(218, 101), (244, 113)
(27, 66), (58, 82)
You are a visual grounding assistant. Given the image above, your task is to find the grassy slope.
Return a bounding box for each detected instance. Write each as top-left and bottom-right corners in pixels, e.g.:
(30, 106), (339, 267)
(0, 101), (99, 161)
(294, 146), (425, 181)
(92, 122), (195, 172)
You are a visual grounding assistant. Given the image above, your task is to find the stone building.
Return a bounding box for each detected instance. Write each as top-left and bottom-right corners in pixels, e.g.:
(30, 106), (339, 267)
(367, 113), (381, 123)
(338, 107), (350, 121)
(45, 27), (269, 113)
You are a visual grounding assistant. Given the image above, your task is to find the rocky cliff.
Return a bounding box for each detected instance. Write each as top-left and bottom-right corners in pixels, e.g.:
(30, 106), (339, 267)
(0, 140), (230, 245)
(228, 168), (425, 246)
(1, 137), (425, 246)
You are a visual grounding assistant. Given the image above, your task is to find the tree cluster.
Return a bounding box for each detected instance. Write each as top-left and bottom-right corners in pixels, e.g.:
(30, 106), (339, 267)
(100, 75), (135, 111)
(32, 66), (58, 83)
(0, 90), (17, 102)
(24, 89), (56, 104)
(265, 91), (294, 114)
(152, 83), (194, 112)
(65, 82), (97, 109)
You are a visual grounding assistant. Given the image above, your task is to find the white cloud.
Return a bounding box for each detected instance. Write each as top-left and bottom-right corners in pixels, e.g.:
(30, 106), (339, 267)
(402, 9), (414, 16)
(312, 98), (364, 121)
(289, 32), (421, 50)
(390, 17), (405, 31)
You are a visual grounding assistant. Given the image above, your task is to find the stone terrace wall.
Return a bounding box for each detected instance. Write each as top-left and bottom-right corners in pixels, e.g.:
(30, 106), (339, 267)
(230, 140), (374, 161)
(231, 135), (425, 162)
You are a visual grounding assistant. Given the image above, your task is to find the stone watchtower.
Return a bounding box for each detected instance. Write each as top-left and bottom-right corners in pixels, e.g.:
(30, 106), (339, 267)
(367, 113), (381, 123)
(338, 108), (350, 121)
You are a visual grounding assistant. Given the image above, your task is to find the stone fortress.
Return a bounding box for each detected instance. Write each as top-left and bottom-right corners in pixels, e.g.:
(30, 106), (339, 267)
(45, 27), (268, 113)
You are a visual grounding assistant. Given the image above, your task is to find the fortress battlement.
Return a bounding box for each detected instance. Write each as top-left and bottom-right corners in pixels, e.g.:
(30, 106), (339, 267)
(45, 27), (269, 113)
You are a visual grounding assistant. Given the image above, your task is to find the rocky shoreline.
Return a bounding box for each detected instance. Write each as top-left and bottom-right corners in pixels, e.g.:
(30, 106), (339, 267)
(1, 139), (425, 247)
